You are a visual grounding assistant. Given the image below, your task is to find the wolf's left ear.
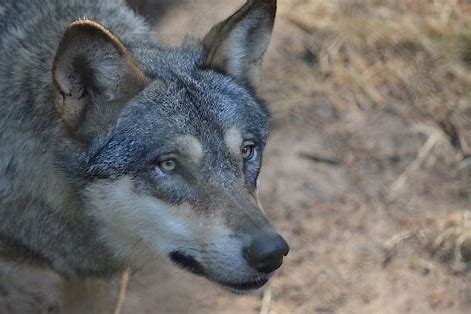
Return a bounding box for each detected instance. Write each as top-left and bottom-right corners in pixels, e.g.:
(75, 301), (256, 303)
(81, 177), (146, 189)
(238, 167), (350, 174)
(202, 0), (276, 89)
(52, 20), (148, 132)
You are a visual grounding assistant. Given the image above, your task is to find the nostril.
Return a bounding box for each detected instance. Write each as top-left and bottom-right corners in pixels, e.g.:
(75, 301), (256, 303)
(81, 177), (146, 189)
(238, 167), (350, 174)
(243, 232), (289, 274)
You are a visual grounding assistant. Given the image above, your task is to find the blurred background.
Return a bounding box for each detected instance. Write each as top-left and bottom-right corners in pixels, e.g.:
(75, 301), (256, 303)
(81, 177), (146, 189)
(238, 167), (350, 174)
(1, 0), (471, 313)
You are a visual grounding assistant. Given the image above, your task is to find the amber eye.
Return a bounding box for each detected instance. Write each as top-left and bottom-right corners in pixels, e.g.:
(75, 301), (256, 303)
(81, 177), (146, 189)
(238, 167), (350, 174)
(241, 142), (256, 160)
(158, 159), (177, 173)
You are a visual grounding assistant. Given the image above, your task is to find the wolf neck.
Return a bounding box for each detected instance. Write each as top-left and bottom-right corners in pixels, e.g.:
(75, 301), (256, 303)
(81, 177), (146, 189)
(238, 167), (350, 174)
(0, 0), (156, 277)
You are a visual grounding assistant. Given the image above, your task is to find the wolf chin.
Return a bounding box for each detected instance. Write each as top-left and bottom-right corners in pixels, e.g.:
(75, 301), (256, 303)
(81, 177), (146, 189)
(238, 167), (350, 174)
(0, 0), (289, 311)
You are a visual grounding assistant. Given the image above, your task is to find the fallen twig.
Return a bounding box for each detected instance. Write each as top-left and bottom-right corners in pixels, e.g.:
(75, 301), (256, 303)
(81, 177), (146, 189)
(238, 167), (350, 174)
(260, 287), (272, 314)
(114, 269), (131, 314)
(389, 131), (442, 195)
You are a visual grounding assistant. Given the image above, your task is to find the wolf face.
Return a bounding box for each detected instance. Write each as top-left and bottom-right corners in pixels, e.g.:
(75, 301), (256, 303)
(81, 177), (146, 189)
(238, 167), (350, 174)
(52, 0), (288, 293)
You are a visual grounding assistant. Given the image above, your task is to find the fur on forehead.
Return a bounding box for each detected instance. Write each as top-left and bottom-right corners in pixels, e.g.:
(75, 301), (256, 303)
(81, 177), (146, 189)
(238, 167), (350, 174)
(130, 39), (270, 131)
(136, 38), (204, 79)
(117, 67), (270, 139)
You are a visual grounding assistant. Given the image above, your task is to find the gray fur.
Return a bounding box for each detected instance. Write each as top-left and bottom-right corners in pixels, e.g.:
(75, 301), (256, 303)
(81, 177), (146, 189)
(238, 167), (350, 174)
(0, 0), (280, 293)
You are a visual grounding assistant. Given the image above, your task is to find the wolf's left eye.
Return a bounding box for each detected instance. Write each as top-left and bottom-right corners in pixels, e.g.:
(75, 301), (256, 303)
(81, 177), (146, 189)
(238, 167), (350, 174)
(157, 159), (177, 173)
(241, 142), (257, 160)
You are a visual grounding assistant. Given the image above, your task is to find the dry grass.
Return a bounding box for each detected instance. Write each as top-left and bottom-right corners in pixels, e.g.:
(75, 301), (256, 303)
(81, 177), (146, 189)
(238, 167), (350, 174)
(271, 0), (471, 153)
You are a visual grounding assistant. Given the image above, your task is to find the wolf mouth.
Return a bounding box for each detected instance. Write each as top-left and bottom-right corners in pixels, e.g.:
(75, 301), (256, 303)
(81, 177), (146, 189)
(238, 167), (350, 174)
(217, 276), (269, 292)
(169, 251), (269, 292)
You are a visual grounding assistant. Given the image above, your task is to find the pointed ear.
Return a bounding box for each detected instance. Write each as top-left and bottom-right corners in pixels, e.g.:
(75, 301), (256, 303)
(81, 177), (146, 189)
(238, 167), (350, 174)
(52, 20), (148, 133)
(202, 0), (277, 89)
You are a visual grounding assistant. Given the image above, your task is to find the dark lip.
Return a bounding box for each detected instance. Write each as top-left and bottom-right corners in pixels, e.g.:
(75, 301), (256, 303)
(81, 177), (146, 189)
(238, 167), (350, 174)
(169, 251), (270, 291)
(169, 251), (206, 276)
(218, 276), (269, 291)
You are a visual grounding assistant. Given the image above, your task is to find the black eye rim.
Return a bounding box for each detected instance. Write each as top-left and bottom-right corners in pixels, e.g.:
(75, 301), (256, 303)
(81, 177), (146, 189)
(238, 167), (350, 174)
(241, 141), (257, 161)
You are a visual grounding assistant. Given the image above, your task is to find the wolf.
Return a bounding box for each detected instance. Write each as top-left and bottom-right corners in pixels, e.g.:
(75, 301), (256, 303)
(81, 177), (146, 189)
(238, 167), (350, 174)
(0, 0), (288, 311)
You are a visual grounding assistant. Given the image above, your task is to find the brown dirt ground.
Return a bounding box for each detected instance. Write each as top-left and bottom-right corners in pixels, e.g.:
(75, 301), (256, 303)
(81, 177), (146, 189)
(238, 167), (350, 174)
(1, 0), (470, 313)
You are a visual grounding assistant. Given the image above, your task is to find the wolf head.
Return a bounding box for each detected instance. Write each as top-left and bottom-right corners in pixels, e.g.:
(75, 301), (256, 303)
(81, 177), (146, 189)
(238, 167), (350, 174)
(52, 0), (288, 293)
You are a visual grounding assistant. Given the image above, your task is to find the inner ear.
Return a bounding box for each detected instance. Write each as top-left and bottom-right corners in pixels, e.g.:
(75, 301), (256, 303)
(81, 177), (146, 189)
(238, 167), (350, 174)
(52, 20), (148, 135)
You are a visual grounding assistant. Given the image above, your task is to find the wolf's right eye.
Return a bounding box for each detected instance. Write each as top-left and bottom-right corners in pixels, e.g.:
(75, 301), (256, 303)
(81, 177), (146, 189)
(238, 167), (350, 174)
(157, 159), (177, 173)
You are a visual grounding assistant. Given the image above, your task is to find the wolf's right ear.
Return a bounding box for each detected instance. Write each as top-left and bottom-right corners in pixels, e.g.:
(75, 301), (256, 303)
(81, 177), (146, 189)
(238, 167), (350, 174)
(52, 20), (148, 132)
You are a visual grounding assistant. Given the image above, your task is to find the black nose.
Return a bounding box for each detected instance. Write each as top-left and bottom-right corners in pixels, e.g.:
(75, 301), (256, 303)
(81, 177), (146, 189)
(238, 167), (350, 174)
(243, 232), (289, 274)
